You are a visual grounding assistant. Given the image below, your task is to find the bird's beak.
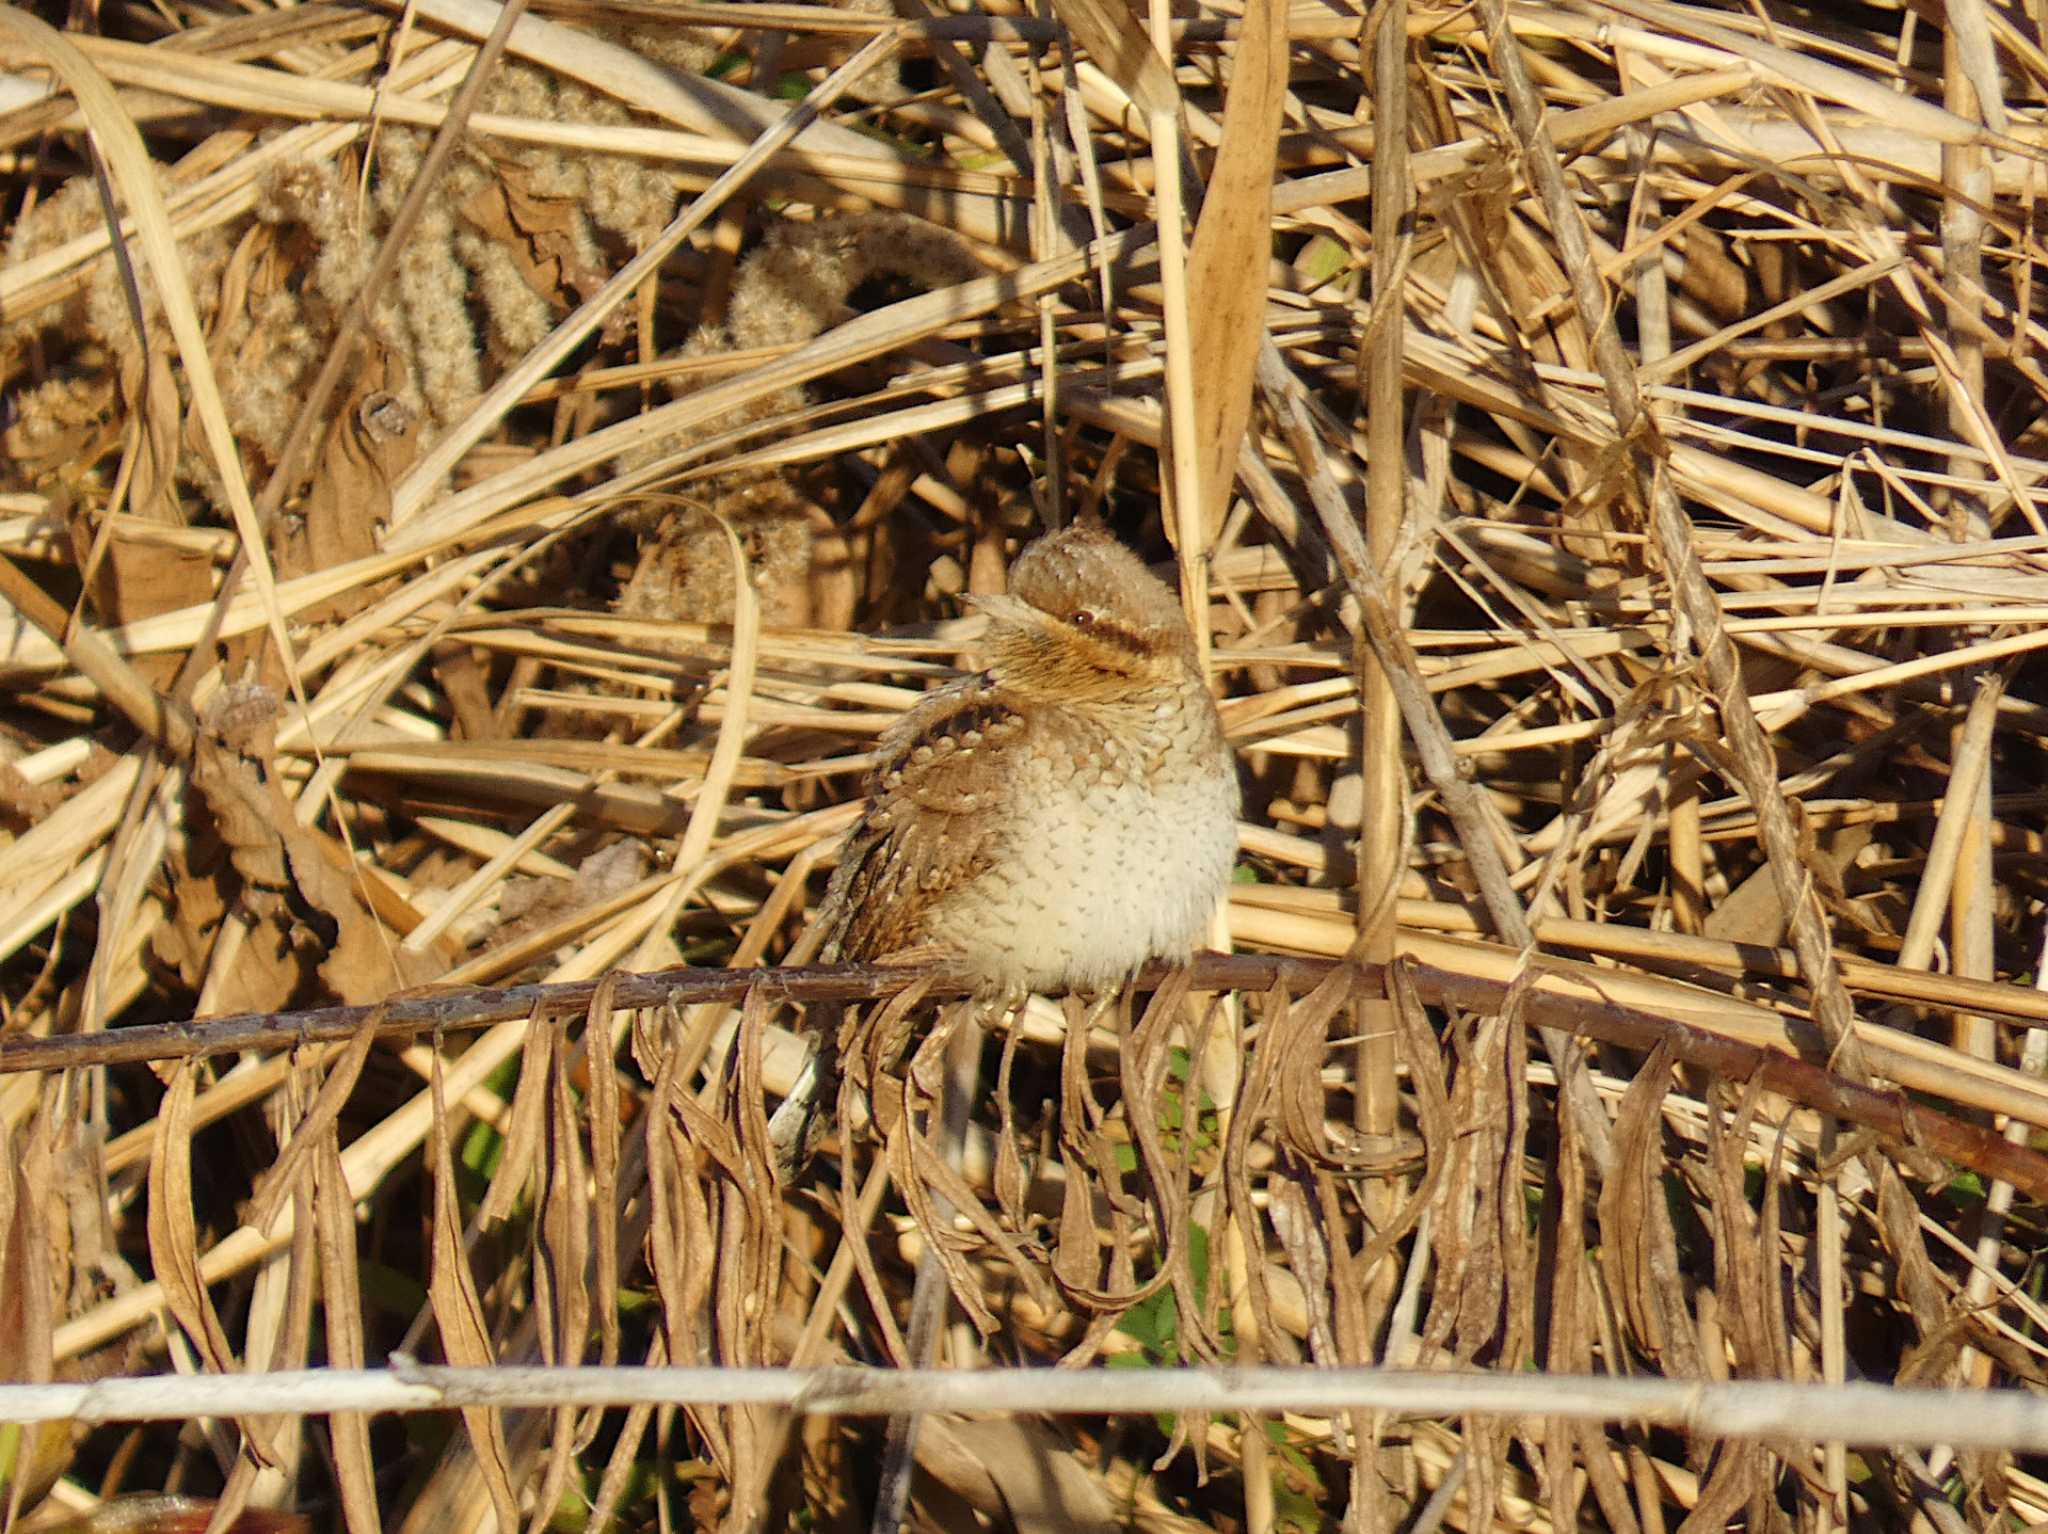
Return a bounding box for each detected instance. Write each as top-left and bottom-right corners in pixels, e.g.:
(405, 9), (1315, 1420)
(961, 592), (1042, 629)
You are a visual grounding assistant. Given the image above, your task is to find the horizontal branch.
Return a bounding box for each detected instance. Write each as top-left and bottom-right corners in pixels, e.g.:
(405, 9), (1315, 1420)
(1, 1363), (2045, 1450)
(1410, 959), (2048, 1199)
(5, 951), (2045, 1197)
(0, 954), (1321, 1072)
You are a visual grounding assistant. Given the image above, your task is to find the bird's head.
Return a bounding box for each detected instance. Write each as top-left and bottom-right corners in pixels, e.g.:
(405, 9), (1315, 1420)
(968, 523), (1200, 700)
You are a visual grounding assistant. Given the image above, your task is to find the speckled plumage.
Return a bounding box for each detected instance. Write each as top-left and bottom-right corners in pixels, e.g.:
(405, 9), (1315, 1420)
(818, 522), (1240, 994)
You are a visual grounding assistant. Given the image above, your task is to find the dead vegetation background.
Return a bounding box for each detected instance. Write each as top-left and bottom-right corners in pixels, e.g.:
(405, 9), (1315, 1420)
(3, 0), (2048, 1527)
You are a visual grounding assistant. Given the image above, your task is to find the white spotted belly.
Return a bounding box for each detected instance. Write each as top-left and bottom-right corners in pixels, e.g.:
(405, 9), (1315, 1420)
(926, 747), (1240, 994)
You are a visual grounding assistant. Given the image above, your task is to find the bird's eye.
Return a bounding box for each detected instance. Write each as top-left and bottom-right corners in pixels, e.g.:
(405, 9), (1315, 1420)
(1071, 609), (1098, 628)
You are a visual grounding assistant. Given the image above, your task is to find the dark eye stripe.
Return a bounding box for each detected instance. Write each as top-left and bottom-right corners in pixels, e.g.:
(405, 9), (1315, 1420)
(1074, 617), (1150, 655)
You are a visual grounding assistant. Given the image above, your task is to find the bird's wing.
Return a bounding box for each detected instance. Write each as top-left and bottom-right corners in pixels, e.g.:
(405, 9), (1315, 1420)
(818, 677), (1027, 963)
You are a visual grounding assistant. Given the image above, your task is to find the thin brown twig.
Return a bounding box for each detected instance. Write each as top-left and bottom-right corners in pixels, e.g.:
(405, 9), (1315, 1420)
(8, 955), (2047, 1199)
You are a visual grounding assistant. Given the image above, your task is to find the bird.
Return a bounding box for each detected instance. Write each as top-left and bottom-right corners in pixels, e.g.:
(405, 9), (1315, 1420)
(816, 520), (1241, 995)
(794, 522), (1242, 1533)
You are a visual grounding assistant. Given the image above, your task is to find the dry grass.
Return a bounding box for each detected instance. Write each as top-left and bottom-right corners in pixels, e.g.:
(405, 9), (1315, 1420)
(3, 0), (2048, 1528)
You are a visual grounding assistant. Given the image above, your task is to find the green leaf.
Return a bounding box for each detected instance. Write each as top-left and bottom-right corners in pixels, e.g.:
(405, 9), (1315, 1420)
(1188, 1221), (1212, 1312)
(1292, 233), (1352, 287)
(1115, 1285), (1178, 1362)
(459, 1115), (504, 1181)
(358, 1260), (430, 1319)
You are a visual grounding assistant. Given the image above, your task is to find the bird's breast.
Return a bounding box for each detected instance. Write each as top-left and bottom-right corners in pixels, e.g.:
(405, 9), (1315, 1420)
(921, 698), (1239, 993)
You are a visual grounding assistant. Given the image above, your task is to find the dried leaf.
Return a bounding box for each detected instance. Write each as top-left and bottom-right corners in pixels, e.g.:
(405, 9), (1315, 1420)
(1053, 1156), (1101, 1295)
(1423, 1011), (1512, 1364)
(287, 367), (419, 623)
(0, 1129), (54, 1386)
(991, 1025), (1030, 1231)
(146, 1060), (238, 1374)
(1184, 0), (1288, 540)
(1704, 1080), (1767, 1379)
(1222, 984), (1289, 1361)
(70, 510), (214, 686)
(1596, 1040), (1678, 1366)
(187, 691), (437, 1006)
(584, 977), (624, 1372)
(248, 1012), (379, 1234)
(917, 1417), (1118, 1534)
(891, 1119), (997, 1337)
(526, 1006), (596, 1534)
(315, 1139), (381, 1534)
(189, 726), (290, 899)
(426, 1054), (522, 1534)
(0, 1124), (71, 1511)
(1674, 1440), (1765, 1534)
(484, 1013), (554, 1233)
(1544, 1064), (1601, 1534)
(1117, 973), (1219, 1362)
(115, 347), (183, 527)
(459, 170), (609, 321)
(1267, 1177), (1337, 1364)
(646, 1027), (723, 1406)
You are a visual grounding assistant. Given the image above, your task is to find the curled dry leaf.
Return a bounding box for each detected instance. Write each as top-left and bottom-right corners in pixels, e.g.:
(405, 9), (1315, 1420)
(0, 1126), (72, 1513)
(1597, 1039), (1684, 1370)
(459, 168), (614, 332)
(425, 1055), (521, 1534)
(146, 1061), (238, 1375)
(180, 684), (438, 1007)
(287, 366), (421, 624)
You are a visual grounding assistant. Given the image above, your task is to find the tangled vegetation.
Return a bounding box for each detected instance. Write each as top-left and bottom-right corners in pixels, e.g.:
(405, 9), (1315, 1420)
(4, 0), (2048, 1528)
